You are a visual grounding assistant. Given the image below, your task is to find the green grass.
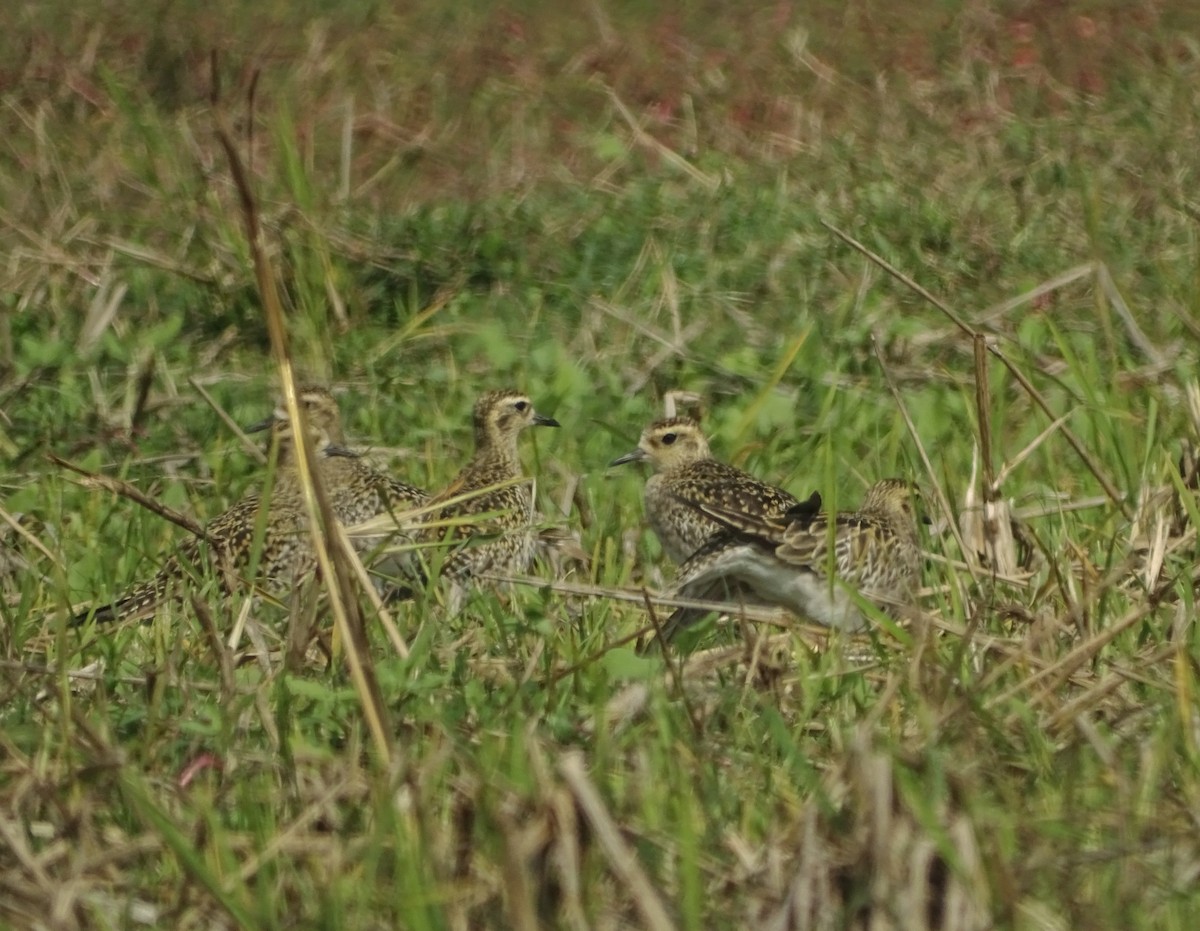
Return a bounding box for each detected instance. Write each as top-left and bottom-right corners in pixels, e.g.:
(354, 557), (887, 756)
(3, 1), (1200, 927)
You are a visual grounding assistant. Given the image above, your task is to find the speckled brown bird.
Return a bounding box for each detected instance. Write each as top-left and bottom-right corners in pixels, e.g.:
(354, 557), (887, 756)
(246, 387), (429, 523)
(610, 416), (803, 563)
(659, 478), (923, 643)
(72, 386), (428, 624)
(418, 389), (559, 605)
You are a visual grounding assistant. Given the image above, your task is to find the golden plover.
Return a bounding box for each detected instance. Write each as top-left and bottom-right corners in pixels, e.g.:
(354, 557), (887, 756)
(245, 385), (346, 457)
(419, 389), (559, 600)
(610, 416), (803, 564)
(246, 387), (429, 522)
(73, 386), (427, 624)
(659, 478), (923, 642)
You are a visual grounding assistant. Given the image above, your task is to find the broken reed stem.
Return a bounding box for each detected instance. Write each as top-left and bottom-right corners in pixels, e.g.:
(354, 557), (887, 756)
(974, 334), (995, 497)
(822, 220), (1132, 521)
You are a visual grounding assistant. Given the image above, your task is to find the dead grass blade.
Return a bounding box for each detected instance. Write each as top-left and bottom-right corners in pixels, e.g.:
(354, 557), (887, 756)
(559, 750), (677, 931)
(333, 521), (410, 660)
(210, 54), (392, 763)
(603, 84), (719, 192)
(192, 595), (236, 703)
(765, 728), (991, 931)
(189, 375), (268, 465)
(871, 333), (975, 581)
(993, 412), (1072, 488)
(0, 503), (59, 568)
(823, 220), (1132, 520)
(47, 453), (213, 544)
(117, 768), (257, 927)
(640, 587), (703, 737)
(1095, 262), (1171, 368)
(991, 569), (1189, 721)
(974, 263), (1094, 326)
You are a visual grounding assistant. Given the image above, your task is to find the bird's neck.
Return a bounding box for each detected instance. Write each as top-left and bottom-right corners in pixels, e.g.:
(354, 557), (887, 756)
(472, 432), (521, 473)
(274, 433), (333, 468)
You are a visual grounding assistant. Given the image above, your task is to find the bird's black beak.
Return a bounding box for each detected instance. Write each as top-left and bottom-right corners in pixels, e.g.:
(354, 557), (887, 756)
(244, 415), (278, 435)
(246, 404), (287, 435)
(533, 413), (560, 428)
(609, 447), (646, 467)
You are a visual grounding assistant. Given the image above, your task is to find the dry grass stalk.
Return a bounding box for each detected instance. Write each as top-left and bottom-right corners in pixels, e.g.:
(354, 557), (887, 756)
(210, 55), (393, 763)
(763, 729), (990, 931)
(825, 220), (1131, 521)
(560, 750), (677, 931)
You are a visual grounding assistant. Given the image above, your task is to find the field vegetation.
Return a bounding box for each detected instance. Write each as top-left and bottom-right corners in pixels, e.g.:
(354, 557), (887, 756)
(2, 1), (1200, 928)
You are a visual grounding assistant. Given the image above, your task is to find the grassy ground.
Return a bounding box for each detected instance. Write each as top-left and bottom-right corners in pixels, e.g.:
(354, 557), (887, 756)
(3, 1), (1200, 927)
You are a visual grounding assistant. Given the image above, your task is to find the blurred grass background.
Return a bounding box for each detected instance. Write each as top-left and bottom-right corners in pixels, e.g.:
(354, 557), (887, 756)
(2, 1), (1200, 928)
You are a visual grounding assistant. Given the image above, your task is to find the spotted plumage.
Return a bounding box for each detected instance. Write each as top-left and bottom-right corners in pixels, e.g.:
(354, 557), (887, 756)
(247, 387), (429, 521)
(659, 478), (923, 642)
(611, 417), (802, 565)
(419, 390), (559, 597)
(72, 386), (428, 625)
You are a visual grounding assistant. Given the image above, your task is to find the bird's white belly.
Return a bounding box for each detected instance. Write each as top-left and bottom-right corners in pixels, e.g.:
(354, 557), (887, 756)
(706, 545), (867, 631)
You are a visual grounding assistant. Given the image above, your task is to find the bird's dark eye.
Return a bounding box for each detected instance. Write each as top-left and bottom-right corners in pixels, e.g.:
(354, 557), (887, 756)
(662, 433), (677, 445)
(514, 401), (529, 412)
